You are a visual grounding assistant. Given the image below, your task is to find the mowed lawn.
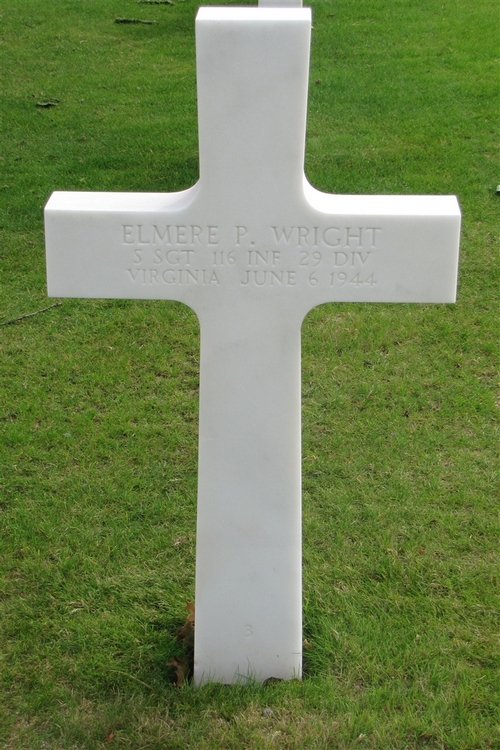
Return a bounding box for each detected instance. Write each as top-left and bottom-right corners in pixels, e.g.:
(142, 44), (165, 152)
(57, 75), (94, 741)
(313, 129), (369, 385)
(0, 0), (498, 748)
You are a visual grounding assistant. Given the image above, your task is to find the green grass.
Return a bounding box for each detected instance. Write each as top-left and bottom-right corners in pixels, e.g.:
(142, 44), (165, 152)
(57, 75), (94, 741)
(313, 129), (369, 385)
(0, 0), (498, 747)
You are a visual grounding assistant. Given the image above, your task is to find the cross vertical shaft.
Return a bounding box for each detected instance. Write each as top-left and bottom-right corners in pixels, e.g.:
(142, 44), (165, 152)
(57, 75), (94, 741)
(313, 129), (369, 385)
(193, 8), (312, 683)
(195, 305), (304, 683)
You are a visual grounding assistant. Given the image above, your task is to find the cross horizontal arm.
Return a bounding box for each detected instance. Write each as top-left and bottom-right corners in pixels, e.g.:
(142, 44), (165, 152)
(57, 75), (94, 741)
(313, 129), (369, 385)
(45, 186), (460, 311)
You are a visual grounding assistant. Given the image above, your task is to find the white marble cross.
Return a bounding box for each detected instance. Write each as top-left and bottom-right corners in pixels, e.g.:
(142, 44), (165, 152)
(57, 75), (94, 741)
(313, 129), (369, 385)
(45, 6), (460, 685)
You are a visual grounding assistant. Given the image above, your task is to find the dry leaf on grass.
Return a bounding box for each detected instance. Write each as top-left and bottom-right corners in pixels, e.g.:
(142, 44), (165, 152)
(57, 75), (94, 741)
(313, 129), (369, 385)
(168, 602), (195, 686)
(177, 600), (195, 649)
(36, 99), (59, 108)
(263, 677), (284, 686)
(167, 656), (190, 687)
(114, 17), (157, 24)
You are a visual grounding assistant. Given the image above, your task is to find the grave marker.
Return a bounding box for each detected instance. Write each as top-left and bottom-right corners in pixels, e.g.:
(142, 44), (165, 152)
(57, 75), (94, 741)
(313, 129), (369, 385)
(45, 6), (460, 684)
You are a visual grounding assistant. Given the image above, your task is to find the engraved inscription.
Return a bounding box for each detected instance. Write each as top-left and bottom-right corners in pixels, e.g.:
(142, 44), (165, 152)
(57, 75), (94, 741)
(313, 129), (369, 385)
(329, 271), (377, 287)
(270, 225), (381, 248)
(122, 224), (220, 246)
(127, 268), (220, 285)
(299, 250), (322, 266)
(241, 270), (296, 286)
(246, 250), (281, 266)
(121, 224), (382, 290)
(153, 249), (195, 265)
(212, 250), (236, 266)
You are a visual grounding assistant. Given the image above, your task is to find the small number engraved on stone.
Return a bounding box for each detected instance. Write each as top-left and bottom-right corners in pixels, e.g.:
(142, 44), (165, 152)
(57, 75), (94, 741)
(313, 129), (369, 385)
(300, 250), (322, 266)
(212, 250), (236, 266)
(244, 625), (253, 637)
(330, 271), (377, 287)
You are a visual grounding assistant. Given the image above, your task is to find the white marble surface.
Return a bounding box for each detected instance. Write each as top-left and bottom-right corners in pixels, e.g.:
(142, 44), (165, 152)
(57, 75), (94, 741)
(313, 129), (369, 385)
(259, 0), (303, 7)
(45, 6), (461, 685)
